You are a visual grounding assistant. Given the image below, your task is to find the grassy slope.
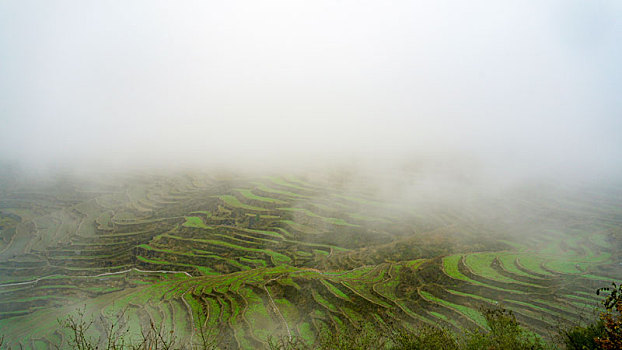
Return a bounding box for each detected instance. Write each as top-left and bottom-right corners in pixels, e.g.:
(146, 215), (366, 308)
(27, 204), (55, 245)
(0, 174), (620, 349)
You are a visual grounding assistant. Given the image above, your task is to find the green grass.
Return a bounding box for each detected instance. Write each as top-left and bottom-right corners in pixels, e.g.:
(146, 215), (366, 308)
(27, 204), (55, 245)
(298, 321), (315, 344)
(242, 288), (269, 318)
(284, 239), (348, 252)
(312, 290), (338, 312)
(372, 283), (398, 301)
(267, 177), (312, 192)
(313, 249), (329, 257)
(189, 210), (212, 217)
(347, 213), (391, 223)
(516, 255), (555, 276)
(235, 189), (288, 204)
(320, 280), (351, 301)
(332, 194), (384, 206)
(497, 254), (542, 279)
(283, 175), (316, 188)
(442, 255), (472, 283)
(405, 259), (428, 269)
(393, 300), (436, 325)
(160, 234), (292, 265)
(429, 310), (463, 330)
(341, 281), (392, 308)
(239, 256), (268, 268)
(419, 290), (487, 329)
(498, 239), (529, 251)
(580, 274), (617, 282)
(227, 294), (242, 323)
(239, 228), (285, 240)
(193, 250), (251, 270)
(268, 250), (292, 265)
(216, 195), (268, 211)
(280, 220), (319, 234)
(565, 294), (599, 305)
(442, 255), (527, 294)
(446, 289), (498, 304)
(204, 297), (221, 327)
(278, 207), (359, 227)
(211, 232), (277, 246)
(543, 259), (586, 274)
(274, 297), (297, 321)
(464, 253), (540, 287)
(253, 183), (310, 198)
(504, 299), (574, 321)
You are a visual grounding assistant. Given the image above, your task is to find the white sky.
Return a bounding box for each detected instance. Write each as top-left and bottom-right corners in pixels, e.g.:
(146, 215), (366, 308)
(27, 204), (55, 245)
(1, 1), (620, 176)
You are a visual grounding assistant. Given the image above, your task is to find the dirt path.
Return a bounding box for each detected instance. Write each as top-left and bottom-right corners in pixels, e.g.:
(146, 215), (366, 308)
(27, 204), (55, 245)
(264, 279), (292, 340)
(0, 267), (192, 288)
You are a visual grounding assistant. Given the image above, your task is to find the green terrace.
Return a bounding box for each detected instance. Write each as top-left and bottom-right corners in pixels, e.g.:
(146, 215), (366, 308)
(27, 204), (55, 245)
(0, 174), (620, 349)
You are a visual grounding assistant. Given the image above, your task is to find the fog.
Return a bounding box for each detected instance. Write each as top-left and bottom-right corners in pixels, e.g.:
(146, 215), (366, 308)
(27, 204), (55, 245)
(1, 4), (621, 343)
(1, 1), (621, 181)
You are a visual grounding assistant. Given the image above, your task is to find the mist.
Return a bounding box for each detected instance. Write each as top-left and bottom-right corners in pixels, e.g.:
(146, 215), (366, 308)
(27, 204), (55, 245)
(1, 0), (621, 181)
(1, 4), (622, 344)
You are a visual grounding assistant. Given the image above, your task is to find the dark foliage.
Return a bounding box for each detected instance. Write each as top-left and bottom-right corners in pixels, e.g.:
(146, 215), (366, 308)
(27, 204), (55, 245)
(594, 282), (622, 350)
(463, 308), (548, 350)
(561, 320), (606, 350)
(390, 324), (458, 350)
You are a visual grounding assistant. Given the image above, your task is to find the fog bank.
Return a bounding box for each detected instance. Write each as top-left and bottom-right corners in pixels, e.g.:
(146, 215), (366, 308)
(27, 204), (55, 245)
(1, 1), (620, 180)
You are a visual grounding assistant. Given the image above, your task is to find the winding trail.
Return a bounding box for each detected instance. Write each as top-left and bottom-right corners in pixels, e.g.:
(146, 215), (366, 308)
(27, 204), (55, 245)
(0, 268), (192, 288)
(264, 279), (292, 340)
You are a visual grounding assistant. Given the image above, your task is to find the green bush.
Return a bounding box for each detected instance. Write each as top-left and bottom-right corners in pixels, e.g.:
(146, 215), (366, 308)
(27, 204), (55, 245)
(318, 322), (388, 350)
(561, 320), (606, 350)
(561, 281), (622, 350)
(269, 308), (545, 350)
(390, 324), (458, 350)
(464, 308), (548, 350)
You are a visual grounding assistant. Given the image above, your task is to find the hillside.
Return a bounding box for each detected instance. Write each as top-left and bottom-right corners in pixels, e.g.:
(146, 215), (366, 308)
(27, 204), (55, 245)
(0, 170), (620, 348)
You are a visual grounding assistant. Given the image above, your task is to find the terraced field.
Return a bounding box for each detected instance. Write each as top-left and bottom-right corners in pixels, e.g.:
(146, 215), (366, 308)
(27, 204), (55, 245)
(0, 172), (620, 348)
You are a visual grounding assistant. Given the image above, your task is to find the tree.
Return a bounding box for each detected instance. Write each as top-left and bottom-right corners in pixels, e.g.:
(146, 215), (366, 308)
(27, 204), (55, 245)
(595, 282), (622, 349)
